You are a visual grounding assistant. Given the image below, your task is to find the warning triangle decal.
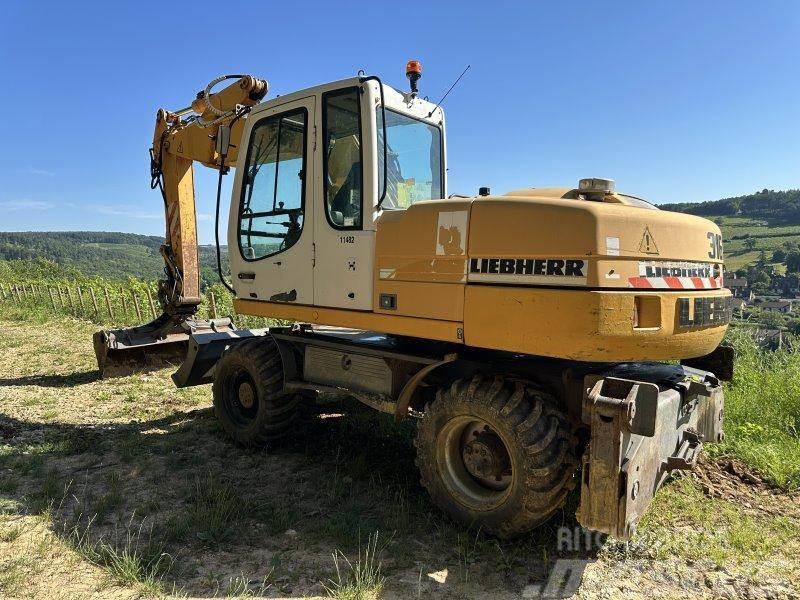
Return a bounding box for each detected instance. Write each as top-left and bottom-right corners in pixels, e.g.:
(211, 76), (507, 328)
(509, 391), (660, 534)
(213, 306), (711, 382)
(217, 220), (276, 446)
(638, 226), (660, 255)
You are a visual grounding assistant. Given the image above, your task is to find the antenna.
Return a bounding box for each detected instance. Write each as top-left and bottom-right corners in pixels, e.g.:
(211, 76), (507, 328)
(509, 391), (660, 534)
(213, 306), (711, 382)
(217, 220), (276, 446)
(426, 64), (470, 118)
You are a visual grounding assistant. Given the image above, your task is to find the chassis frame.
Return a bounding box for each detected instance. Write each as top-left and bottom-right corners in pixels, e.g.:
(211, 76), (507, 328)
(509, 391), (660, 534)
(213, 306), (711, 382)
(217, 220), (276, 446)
(173, 323), (731, 540)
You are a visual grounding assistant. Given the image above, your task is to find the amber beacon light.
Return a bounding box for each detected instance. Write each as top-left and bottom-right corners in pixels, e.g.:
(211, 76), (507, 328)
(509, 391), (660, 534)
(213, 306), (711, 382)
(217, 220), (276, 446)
(406, 60), (422, 96)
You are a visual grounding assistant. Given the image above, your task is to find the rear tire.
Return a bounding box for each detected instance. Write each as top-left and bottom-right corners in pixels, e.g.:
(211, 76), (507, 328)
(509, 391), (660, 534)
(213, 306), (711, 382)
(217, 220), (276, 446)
(212, 337), (300, 446)
(415, 375), (579, 538)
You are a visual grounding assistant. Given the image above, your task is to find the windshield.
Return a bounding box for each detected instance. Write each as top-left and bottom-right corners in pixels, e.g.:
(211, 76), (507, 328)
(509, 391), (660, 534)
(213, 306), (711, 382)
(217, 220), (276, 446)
(377, 109), (443, 208)
(618, 194), (658, 210)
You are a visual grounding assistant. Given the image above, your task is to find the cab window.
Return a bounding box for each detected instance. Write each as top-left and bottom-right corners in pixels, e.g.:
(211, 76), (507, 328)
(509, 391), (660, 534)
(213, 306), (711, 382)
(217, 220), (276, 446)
(239, 109), (307, 260)
(377, 109), (443, 208)
(323, 88), (362, 229)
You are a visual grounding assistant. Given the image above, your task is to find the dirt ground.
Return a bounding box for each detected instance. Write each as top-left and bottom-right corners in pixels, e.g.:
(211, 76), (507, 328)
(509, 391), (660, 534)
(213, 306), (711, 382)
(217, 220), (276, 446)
(0, 318), (798, 599)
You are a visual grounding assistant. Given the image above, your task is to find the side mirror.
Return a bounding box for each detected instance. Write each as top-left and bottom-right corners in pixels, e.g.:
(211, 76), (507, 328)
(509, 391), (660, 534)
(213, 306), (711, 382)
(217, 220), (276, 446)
(215, 125), (232, 159)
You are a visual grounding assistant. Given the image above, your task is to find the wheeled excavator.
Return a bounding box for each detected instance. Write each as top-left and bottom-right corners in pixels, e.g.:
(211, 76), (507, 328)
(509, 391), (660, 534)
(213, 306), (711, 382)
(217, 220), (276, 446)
(94, 63), (733, 540)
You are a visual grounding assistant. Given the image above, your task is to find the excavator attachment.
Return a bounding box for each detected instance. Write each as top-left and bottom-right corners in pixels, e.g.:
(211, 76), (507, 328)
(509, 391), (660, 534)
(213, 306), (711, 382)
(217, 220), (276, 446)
(93, 314), (265, 387)
(92, 74), (270, 380)
(93, 315), (235, 378)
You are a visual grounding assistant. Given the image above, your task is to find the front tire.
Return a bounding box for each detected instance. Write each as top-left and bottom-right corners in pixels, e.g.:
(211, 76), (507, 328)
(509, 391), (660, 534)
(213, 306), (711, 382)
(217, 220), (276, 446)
(212, 337), (300, 446)
(415, 375), (579, 538)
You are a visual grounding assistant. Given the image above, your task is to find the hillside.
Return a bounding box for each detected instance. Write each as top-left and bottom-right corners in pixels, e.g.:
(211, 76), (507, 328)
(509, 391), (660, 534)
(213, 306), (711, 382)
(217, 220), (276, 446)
(661, 189), (800, 271)
(0, 231), (227, 286)
(3, 190), (800, 281)
(662, 189), (800, 220)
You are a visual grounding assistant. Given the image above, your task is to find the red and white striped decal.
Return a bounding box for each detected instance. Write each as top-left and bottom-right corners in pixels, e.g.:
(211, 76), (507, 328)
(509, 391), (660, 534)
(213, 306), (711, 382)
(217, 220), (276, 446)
(627, 276), (723, 289)
(629, 261), (723, 289)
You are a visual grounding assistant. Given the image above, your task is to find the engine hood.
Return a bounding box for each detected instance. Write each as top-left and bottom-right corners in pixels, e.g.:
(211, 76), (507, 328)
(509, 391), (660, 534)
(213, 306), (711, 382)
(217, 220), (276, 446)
(467, 190), (724, 290)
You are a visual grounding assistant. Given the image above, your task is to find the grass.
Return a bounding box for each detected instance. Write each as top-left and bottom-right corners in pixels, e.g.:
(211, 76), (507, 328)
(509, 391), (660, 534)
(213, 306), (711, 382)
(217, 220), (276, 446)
(325, 531), (386, 600)
(629, 476), (800, 565)
(66, 516), (172, 595)
(712, 329), (800, 489)
(182, 473), (243, 544)
(0, 315), (798, 597)
(222, 573), (274, 597)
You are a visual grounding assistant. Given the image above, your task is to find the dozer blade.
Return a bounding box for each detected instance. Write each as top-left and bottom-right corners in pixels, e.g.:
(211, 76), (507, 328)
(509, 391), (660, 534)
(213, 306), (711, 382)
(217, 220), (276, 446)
(171, 326), (267, 388)
(93, 314), (237, 379)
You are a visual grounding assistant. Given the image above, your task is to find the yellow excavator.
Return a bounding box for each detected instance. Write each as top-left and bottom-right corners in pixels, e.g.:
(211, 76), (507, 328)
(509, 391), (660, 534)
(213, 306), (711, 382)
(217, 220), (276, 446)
(94, 63), (733, 540)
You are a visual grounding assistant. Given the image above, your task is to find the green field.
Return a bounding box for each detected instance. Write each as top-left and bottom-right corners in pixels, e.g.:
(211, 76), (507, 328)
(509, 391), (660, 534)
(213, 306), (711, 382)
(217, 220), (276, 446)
(660, 189), (800, 272)
(713, 215), (800, 271)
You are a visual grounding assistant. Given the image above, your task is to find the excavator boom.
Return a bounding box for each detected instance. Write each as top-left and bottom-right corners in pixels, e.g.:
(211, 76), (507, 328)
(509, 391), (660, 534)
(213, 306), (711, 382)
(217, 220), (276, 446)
(94, 75), (268, 375)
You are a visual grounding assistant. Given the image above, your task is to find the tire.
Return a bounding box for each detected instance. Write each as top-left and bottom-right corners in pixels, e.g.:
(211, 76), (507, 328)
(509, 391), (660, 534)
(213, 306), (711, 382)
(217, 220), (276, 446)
(212, 336), (300, 446)
(415, 374), (579, 538)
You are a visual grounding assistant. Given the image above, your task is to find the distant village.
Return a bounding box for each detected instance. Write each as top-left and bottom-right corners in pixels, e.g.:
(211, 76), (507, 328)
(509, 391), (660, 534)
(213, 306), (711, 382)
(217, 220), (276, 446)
(726, 261), (800, 348)
(727, 273), (795, 313)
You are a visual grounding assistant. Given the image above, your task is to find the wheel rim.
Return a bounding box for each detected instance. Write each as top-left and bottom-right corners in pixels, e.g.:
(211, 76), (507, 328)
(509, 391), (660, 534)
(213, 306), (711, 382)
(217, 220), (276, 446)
(436, 416), (513, 510)
(222, 367), (259, 427)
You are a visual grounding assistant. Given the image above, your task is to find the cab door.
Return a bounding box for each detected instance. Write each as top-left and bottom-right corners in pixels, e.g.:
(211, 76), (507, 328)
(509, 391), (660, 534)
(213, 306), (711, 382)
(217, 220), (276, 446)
(228, 96), (315, 304)
(313, 86), (375, 310)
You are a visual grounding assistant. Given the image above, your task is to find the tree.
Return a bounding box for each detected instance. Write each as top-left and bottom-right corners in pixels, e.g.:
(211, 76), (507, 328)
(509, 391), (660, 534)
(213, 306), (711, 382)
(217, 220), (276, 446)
(773, 248), (787, 263)
(744, 237), (757, 251)
(788, 319), (800, 336)
(787, 250), (800, 273)
(758, 311), (786, 329)
(754, 270), (771, 285)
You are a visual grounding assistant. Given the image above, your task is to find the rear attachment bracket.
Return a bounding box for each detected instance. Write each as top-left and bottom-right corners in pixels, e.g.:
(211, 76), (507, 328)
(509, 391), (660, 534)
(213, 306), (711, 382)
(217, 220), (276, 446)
(576, 372), (724, 540)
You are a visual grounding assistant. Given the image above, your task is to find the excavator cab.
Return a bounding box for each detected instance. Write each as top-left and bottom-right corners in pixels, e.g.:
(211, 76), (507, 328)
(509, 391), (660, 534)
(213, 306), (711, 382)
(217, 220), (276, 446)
(95, 72), (447, 376)
(227, 78), (445, 310)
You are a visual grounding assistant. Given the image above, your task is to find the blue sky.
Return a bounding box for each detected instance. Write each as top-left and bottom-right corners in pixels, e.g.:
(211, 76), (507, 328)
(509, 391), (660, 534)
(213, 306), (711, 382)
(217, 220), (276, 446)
(1, 1), (798, 243)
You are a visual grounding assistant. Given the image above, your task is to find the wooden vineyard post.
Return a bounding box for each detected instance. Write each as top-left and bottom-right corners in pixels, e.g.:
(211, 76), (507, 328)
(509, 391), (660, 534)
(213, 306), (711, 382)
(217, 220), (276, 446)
(104, 287), (114, 319)
(132, 289), (142, 321)
(146, 287), (157, 319)
(89, 287), (99, 318)
(77, 286), (85, 310)
(57, 287), (65, 308)
(66, 287), (75, 312)
(120, 289), (128, 319)
(48, 288), (56, 310)
(0, 283), (6, 300)
(209, 292), (217, 319)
